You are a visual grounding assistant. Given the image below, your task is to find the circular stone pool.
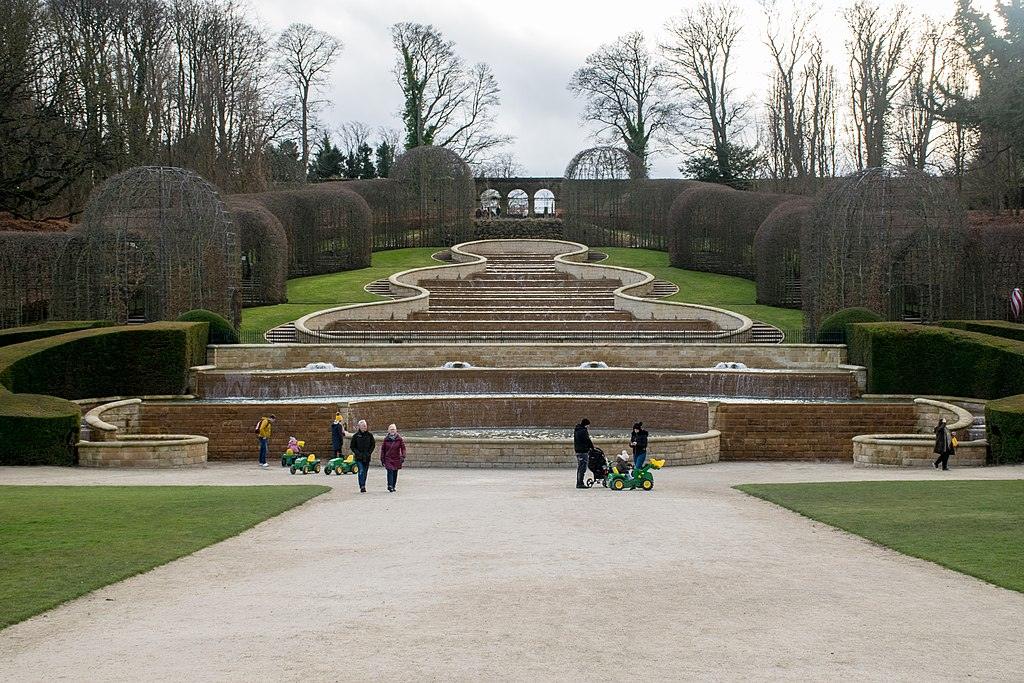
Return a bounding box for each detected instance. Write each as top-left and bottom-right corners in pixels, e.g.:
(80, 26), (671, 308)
(401, 427), (695, 441)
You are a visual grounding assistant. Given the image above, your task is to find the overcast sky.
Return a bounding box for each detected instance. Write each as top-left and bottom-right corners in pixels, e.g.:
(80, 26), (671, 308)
(253, 0), (986, 178)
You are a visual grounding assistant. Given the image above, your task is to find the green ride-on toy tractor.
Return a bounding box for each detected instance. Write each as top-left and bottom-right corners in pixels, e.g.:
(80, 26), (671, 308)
(606, 457), (665, 491)
(289, 453), (321, 475)
(280, 440), (307, 468)
(325, 454), (360, 476)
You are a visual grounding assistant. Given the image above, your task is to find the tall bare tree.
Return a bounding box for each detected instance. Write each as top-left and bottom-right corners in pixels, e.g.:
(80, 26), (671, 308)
(568, 31), (675, 168)
(661, 1), (750, 179)
(274, 23), (342, 172)
(894, 21), (949, 170)
(391, 22), (511, 163)
(761, 1), (837, 187)
(845, 0), (913, 169)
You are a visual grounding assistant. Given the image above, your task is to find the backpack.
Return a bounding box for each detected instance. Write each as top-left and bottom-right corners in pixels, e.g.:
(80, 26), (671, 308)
(254, 419), (264, 435)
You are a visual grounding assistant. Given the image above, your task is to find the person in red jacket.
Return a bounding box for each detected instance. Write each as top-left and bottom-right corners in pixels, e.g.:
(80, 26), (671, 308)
(380, 423), (407, 493)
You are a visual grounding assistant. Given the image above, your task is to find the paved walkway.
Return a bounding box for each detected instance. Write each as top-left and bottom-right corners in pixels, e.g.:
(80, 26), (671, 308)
(2, 462), (1023, 681)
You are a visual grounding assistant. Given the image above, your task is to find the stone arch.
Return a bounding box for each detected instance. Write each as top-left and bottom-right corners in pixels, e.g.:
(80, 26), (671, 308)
(507, 189), (529, 217)
(534, 189), (555, 216)
(480, 189), (500, 216)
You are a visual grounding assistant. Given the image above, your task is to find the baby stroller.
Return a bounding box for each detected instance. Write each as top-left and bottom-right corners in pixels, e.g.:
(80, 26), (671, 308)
(585, 447), (609, 488)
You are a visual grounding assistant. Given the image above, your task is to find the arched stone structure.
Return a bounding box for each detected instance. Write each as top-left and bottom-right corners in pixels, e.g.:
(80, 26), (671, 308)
(474, 178), (563, 216)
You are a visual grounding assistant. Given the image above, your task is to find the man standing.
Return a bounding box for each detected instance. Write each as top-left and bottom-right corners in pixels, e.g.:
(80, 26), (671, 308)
(256, 414), (276, 468)
(349, 419), (376, 492)
(574, 418), (593, 489)
(630, 421), (649, 471)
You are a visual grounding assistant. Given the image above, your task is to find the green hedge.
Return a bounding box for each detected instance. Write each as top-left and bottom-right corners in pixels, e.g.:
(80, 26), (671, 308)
(177, 309), (238, 344)
(0, 393), (81, 465)
(817, 307), (883, 343)
(941, 320), (1024, 343)
(986, 395), (1024, 464)
(0, 321), (112, 348)
(0, 322), (208, 400)
(848, 322), (1024, 399)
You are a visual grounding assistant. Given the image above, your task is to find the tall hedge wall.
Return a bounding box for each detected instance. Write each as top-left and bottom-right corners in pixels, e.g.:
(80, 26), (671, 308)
(848, 322), (1024, 399)
(0, 321), (112, 347)
(0, 322), (208, 400)
(0, 393), (81, 465)
(224, 196), (288, 306)
(985, 394), (1024, 464)
(940, 320), (1024, 343)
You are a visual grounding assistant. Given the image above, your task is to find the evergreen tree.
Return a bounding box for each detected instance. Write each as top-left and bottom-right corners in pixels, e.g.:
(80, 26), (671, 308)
(308, 132), (344, 180)
(951, 1), (1024, 159)
(681, 143), (764, 189)
(344, 151), (360, 179)
(265, 140), (305, 183)
(356, 143), (375, 178)
(375, 141), (395, 178)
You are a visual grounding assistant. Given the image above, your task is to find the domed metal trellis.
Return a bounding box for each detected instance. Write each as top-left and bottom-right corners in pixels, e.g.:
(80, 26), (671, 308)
(801, 166), (967, 332)
(51, 166), (241, 327)
(563, 146), (647, 246)
(391, 146), (475, 246)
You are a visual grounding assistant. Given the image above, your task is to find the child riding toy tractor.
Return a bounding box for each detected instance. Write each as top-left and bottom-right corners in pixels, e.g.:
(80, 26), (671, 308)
(325, 454), (360, 476)
(606, 457), (665, 491)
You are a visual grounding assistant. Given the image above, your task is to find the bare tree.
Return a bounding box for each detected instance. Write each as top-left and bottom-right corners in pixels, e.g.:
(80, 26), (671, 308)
(936, 39), (974, 193)
(894, 20), (948, 171)
(390, 22), (511, 163)
(845, 0), (912, 169)
(337, 121), (372, 156)
(761, 1), (837, 188)
(474, 152), (524, 178)
(567, 31), (675, 168)
(274, 22), (342, 172)
(661, 1), (749, 178)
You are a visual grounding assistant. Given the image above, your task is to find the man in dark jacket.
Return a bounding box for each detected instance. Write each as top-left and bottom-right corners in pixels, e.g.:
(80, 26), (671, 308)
(349, 419), (376, 492)
(630, 421), (649, 470)
(574, 418), (594, 489)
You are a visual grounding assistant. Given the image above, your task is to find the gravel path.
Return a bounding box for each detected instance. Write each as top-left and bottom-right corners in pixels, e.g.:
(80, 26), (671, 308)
(2, 462), (1023, 681)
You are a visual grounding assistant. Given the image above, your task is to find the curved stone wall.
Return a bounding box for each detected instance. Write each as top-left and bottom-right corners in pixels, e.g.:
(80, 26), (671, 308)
(79, 398), (207, 468)
(852, 435), (987, 468)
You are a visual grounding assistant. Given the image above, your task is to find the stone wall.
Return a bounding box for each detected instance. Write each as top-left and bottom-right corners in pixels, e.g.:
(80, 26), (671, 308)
(713, 402), (919, 461)
(83, 398), (142, 441)
(78, 434), (207, 468)
(406, 432), (719, 468)
(208, 343), (848, 371)
(853, 435), (988, 468)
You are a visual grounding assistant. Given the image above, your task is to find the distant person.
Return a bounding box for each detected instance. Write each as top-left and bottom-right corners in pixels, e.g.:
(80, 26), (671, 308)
(574, 418), (594, 489)
(630, 421), (649, 470)
(331, 412), (347, 459)
(380, 423), (407, 493)
(255, 414), (276, 468)
(350, 419), (375, 492)
(933, 418), (955, 470)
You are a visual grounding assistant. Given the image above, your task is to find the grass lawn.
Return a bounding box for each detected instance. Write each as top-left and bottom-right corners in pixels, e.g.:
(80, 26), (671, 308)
(241, 247), (441, 334)
(598, 247), (806, 340)
(736, 480), (1024, 593)
(0, 485), (328, 629)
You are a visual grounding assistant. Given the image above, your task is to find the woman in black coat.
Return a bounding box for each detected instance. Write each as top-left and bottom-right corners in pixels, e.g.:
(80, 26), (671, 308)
(933, 418), (954, 470)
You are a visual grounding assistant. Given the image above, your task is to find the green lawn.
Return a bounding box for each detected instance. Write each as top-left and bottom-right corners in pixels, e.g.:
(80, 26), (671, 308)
(598, 247), (805, 340)
(0, 485), (328, 629)
(737, 480), (1024, 593)
(241, 247), (441, 334)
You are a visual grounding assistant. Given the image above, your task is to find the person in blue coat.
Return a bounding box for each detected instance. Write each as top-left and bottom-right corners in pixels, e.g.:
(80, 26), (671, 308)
(331, 412), (347, 459)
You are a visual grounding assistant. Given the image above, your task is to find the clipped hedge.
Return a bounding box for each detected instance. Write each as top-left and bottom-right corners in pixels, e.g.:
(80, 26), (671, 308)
(941, 320), (1024, 343)
(986, 394), (1024, 464)
(0, 321), (112, 348)
(0, 322), (208, 400)
(177, 309), (238, 344)
(0, 393), (81, 465)
(848, 322), (1024, 399)
(817, 307), (883, 343)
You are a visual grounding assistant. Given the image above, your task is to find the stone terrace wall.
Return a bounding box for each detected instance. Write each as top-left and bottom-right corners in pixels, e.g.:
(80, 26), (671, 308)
(713, 402), (918, 461)
(208, 343), (847, 370)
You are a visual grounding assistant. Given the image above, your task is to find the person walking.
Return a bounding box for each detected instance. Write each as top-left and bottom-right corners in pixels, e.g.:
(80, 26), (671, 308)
(630, 421), (649, 471)
(331, 412), (347, 459)
(380, 423), (406, 493)
(349, 419), (375, 493)
(574, 418), (594, 489)
(255, 414), (276, 468)
(933, 417), (955, 470)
